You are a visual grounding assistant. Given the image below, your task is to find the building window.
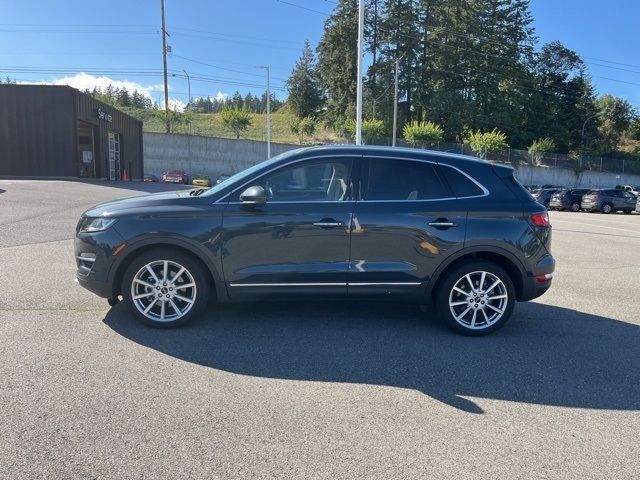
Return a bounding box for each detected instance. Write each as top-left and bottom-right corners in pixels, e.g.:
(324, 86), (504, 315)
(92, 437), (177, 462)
(108, 131), (121, 180)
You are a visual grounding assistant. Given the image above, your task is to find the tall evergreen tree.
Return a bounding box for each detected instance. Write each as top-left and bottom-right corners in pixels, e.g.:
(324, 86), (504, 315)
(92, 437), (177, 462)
(317, 0), (359, 126)
(286, 40), (325, 118)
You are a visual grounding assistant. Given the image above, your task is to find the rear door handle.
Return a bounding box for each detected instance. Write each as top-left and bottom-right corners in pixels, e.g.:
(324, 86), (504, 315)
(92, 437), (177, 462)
(314, 220), (344, 228)
(428, 221), (457, 228)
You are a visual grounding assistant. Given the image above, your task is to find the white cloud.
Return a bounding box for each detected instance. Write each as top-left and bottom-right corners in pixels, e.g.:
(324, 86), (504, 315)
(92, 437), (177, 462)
(215, 91), (228, 101)
(49, 72), (163, 101)
(19, 72), (189, 111)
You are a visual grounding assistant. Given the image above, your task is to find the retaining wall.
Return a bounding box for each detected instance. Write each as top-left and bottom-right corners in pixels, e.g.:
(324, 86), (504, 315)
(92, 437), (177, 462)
(143, 133), (640, 188)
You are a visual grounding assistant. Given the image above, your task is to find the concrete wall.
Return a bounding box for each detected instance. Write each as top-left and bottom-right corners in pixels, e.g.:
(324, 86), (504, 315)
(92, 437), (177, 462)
(513, 164), (640, 189)
(143, 133), (300, 179)
(144, 133), (640, 188)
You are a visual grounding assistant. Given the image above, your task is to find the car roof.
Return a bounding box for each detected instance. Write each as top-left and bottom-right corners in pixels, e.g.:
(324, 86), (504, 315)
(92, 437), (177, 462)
(291, 144), (492, 167)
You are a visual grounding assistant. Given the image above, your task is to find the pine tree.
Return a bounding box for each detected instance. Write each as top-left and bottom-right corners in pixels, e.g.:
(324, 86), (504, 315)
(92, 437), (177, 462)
(317, 0), (359, 126)
(286, 40), (324, 118)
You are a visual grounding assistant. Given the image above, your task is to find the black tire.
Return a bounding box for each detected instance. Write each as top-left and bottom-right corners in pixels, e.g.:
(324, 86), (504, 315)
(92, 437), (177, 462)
(122, 248), (210, 328)
(623, 209), (632, 214)
(601, 203), (613, 214)
(570, 202), (581, 212)
(435, 260), (516, 336)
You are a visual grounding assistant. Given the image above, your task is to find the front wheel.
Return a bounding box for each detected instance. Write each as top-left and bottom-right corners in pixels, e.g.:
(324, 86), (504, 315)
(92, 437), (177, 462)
(435, 261), (516, 336)
(122, 248), (210, 328)
(570, 202), (581, 212)
(601, 203), (613, 214)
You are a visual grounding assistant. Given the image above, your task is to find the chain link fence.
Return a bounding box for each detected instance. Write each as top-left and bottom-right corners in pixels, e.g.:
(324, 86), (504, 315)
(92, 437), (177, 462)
(357, 138), (640, 176)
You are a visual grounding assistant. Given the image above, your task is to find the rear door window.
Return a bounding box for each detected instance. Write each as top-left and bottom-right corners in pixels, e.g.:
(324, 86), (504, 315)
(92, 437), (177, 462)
(363, 158), (450, 201)
(439, 165), (485, 198)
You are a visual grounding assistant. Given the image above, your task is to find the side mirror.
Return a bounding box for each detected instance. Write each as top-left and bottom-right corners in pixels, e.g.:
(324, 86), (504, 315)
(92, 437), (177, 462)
(240, 185), (267, 205)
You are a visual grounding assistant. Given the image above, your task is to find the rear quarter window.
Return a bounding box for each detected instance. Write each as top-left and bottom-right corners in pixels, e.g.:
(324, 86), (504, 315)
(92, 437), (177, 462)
(438, 165), (485, 198)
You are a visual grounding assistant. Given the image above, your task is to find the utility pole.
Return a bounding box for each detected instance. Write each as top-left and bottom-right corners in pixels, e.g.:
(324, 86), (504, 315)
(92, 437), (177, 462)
(392, 56), (402, 147)
(257, 65), (271, 158)
(160, 0), (170, 133)
(355, 0), (365, 145)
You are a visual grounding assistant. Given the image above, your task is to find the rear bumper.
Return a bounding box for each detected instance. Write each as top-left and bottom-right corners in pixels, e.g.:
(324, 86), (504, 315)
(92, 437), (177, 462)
(520, 254), (555, 301)
(581, 202), (599, 211)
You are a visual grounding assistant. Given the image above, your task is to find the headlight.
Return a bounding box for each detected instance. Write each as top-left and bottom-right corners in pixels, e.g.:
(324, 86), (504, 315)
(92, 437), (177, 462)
(78, 217), (118, 233)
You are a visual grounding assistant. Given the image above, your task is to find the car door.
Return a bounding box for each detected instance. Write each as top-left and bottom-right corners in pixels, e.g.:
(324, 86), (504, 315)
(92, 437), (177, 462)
(620, 190), (637, 209)
(348, 155), (467, 299)
(220, 156), (357, 298)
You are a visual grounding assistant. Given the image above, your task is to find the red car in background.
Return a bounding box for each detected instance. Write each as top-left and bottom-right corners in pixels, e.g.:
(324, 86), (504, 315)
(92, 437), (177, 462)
(162, 170), (189, 184)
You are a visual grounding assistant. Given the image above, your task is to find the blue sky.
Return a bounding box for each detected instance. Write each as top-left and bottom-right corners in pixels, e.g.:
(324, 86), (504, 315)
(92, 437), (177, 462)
(1, 0), (639, 108)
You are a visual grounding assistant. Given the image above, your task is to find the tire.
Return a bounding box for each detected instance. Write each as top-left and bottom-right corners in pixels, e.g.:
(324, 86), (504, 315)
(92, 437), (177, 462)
(570, 202), (581, 212)
(122, 248), (210, 328)
(601, 203), (613, 214)
(435, 260), (516, 336)
(623, 209), (632, 214)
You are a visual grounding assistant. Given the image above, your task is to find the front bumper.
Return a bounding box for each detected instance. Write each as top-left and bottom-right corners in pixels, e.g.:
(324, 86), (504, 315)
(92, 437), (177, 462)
(74, 229), (125, 298)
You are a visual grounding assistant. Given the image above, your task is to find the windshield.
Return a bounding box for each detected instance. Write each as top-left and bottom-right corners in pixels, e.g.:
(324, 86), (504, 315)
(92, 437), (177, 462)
(201, 149), (304, 197)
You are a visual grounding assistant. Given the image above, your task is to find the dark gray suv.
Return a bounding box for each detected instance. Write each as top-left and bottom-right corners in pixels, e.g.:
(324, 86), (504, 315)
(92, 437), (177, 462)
(74, 146), (555, 336)
(581, 189), (637, 214)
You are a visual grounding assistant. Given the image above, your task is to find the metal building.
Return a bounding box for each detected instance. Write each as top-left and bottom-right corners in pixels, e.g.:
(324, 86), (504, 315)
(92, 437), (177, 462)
(0, 84), (143, 180)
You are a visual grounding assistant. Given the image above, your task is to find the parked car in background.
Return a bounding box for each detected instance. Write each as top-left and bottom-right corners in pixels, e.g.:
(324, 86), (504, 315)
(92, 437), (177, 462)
(216, 174), (231, 185)
(581, 189), (637, 214)
(143, 174), (159, 183)
(191, 175), (212, 187)
(162, 170), (189, 184)
(548, 189), (590, 212)
(74, 145), (554, 336)
(531, 188), (563, 208)
(615, 185), (640, 196)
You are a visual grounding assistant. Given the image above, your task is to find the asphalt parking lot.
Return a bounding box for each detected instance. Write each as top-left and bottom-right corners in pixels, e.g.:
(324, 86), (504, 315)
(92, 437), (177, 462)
(1, 179), (639, 479)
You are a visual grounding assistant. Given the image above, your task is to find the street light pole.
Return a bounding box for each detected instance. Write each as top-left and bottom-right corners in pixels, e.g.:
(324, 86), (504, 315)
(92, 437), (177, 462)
(160, 0), (170, 133)
(355, 0), (365, 145)
(392, 56), (402, 147)
(257, 65), (271, 158)
(581, 112), (601, 159)
(183, 69), (191, 105)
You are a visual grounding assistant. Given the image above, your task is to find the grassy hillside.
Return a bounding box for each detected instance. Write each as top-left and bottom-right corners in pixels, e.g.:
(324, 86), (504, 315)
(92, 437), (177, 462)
(125, 108), (341, 145)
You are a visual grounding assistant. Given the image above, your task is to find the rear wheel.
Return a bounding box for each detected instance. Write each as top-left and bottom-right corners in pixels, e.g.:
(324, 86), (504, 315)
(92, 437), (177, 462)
(601, 203), (613, 214)
(570, 202), (581, 212)
(122, 248), (210, 328)
(623, 209), (633, 214)
(435, 261), (516, 336)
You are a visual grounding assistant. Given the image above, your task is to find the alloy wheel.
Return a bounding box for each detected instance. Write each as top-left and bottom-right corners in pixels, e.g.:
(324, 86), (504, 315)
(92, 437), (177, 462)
(448, 271), (508, 330)
(130, 260), (197, 322)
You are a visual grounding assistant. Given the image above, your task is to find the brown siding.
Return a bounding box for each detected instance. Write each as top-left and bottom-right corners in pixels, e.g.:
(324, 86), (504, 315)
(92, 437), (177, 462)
(0, 84), (143, 179)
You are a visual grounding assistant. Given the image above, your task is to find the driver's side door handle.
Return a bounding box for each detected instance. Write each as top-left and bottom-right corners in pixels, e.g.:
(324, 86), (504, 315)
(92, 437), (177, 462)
(313, 219), (344, 228)
(428, 221), (457, 228)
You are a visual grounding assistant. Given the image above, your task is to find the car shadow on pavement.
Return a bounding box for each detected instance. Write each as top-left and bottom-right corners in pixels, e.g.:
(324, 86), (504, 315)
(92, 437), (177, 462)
(103, 300), (640, 414)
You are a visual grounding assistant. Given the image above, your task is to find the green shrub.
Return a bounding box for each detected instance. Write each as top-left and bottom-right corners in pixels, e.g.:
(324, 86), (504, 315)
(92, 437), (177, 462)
(335, 118), (385, 144)
(220, 106), (252, 139)
(403, 120), (444, 147)
(466, 129), (509, 159)
(528, 138), (556, 166)
(289, 116), (317, 143)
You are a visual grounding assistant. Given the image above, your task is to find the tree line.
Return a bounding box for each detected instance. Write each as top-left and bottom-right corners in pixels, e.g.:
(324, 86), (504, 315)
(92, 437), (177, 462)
(285, 0), (640, 157)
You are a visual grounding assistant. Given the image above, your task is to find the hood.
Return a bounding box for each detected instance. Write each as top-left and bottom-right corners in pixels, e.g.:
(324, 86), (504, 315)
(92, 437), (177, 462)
(82, 190), (197, 217)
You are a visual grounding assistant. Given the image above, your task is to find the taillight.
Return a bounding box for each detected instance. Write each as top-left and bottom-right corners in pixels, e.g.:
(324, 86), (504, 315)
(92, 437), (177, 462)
(530, 212), (550, 227)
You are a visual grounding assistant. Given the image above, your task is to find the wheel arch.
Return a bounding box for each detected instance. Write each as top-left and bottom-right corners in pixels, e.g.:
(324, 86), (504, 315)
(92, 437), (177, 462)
(427, 247), (528, 302)
(107, 237), (226, 301)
